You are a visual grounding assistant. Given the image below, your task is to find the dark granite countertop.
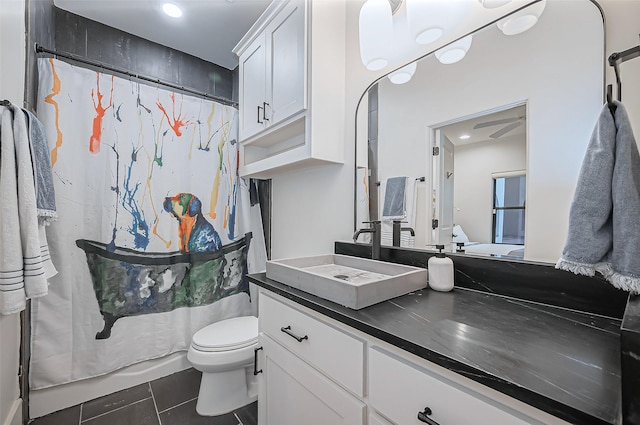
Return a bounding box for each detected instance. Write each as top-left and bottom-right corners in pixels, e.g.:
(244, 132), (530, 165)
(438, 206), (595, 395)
(249, 272), (622, 425)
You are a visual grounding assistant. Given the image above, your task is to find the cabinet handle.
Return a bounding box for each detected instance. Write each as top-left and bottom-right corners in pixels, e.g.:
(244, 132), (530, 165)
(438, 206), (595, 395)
(280, 325), (308, 342)
(262, 102), (270, 121)
(253, 347), (263, 375)
(257, 105), (263, 124)
(417, 407), (440, 425)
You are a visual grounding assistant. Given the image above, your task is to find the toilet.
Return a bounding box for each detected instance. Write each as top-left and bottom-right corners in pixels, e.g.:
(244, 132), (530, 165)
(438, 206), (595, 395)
(187, 315), (259, 416)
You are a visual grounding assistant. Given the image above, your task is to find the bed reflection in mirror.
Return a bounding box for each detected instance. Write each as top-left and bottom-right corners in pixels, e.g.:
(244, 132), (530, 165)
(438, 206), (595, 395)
(355, 0), (604, 263)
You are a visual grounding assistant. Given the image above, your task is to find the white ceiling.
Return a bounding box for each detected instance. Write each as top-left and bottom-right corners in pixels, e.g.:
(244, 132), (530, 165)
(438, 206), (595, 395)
(440, 104), (526, 147)
(53, 0), (272, 70)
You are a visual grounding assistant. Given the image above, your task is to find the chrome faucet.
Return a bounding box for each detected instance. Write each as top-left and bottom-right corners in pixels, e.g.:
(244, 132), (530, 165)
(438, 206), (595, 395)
(392, 220), (415, 247)
(352, 220), (382, 260)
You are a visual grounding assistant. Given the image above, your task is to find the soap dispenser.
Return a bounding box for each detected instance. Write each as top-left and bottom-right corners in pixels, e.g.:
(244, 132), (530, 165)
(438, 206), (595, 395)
(428, 245), (454, 292)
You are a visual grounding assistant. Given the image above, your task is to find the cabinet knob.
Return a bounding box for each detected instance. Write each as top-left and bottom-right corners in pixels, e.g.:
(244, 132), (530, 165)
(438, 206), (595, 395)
(417, 407), (440, 425)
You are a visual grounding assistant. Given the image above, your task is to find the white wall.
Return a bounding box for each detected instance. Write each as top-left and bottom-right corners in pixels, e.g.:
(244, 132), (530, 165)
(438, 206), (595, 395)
(0, 1), (26, 424)
(601, 0), (640, 137)
(455, 135), (526, 243)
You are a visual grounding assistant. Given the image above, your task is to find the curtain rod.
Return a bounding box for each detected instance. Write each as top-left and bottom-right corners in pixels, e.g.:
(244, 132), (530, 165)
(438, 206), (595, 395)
(34, 44), (238, 108)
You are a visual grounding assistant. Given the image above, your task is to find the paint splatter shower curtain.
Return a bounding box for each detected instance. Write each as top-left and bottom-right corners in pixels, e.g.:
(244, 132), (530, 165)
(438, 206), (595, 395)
(30, 58), (266, 389)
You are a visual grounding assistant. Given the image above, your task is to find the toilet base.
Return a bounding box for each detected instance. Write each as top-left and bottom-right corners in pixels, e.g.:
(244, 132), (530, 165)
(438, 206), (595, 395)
(195, 367), (257, 416)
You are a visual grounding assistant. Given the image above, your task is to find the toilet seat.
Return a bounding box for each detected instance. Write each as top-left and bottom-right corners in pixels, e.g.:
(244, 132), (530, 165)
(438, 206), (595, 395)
(192, 316), (258, 353)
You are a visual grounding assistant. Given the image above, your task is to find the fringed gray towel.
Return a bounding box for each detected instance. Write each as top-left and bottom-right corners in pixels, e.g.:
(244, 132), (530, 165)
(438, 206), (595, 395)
(556, 100), (640, 293)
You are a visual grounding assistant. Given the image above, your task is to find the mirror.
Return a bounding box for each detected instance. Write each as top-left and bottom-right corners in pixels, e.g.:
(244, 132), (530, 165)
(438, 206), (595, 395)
(355, 0), (604, 263)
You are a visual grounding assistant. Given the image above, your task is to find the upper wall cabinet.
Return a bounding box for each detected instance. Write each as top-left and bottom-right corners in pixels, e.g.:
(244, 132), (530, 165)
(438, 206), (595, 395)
(233, 0), (345, 178)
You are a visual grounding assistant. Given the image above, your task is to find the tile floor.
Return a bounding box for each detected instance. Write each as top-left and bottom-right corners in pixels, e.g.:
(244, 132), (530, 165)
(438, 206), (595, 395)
(29, 368), (258, 425)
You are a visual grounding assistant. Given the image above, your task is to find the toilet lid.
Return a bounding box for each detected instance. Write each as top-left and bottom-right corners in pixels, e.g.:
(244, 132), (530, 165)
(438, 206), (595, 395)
(192, 316), (258, 352)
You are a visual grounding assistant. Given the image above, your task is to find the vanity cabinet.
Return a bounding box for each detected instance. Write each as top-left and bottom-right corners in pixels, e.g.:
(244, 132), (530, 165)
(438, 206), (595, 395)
(233, 0), (345, 178)
(256, 289), (572, 425)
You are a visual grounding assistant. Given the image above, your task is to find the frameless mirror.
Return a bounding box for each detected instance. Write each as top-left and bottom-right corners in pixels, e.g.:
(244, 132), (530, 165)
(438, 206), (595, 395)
(355, 0), (604, 263)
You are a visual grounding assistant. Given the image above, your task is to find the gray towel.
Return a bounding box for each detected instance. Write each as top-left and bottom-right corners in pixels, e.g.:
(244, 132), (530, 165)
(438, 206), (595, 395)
(382, 177), (407, 219)
(24, 109), (57, 225)
(556, 100), (640, 293)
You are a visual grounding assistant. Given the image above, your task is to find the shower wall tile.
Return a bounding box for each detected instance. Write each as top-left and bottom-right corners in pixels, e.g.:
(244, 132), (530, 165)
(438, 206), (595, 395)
(53, 8), (236, 104)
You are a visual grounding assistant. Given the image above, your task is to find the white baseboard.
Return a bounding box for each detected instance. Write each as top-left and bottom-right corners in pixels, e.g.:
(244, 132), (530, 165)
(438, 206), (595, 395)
(2, 399), (22, 425)
(30, 352), (190, 418)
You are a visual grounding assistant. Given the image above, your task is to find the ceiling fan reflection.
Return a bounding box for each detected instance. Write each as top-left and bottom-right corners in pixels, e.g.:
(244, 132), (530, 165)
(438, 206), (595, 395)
(473, 116), (525, 139)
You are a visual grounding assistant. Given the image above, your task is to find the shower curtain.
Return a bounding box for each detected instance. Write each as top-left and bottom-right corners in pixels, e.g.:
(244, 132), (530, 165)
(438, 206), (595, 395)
(30, 58), (266, 389)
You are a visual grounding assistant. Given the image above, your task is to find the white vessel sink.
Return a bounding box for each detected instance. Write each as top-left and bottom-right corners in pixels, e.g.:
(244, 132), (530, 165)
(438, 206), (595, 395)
(265, 254), (427, 309)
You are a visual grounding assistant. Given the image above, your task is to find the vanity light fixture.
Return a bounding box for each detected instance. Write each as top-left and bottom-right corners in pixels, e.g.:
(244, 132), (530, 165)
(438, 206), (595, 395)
(435, 35), (473, 65)
(388, 62), (417, 84)
(497, 0), (546, 35)
(359, 0), (394, 71)
(162, 2), (183, 18)
(478, 0), (511, 9)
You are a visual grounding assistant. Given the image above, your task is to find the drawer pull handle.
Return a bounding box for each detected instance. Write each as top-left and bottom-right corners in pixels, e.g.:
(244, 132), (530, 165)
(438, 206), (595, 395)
(281, 326), (308, 342)
(262, 102), (270, 121)
(418, 407), (440, 425)
(257, 105), (263, 124)
(253, 347), (263, 375)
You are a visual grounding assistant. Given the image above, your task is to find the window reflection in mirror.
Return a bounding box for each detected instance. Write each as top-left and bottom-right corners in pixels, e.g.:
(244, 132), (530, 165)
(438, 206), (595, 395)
(493, 174), (526, 245)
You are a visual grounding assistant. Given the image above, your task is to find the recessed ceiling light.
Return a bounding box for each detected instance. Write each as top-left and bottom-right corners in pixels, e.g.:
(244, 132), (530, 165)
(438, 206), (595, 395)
(459, 134), (470, 140)
(162, 3), (183, 18)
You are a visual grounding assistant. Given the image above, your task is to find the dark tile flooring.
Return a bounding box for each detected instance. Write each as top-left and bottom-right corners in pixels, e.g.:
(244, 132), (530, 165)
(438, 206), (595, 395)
(30, 368), (258, 425)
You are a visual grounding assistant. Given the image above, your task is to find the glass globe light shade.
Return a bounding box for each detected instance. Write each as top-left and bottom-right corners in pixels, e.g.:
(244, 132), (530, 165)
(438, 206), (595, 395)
(435, 35), (473, 65)
(478, 0), (511, 9)
(388, 62), (418, 84)
(406, 0), (470, 45)
(359, 0), (393, 71)
(497, 0), (546, 36)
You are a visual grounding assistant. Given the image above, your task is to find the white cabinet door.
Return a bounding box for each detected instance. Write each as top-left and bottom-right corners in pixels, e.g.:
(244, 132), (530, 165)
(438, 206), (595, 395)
(239, 33), (267, 140)
(369, 412), (394, 425)
(258, 334), (365, 425)
(266, 0), (305, 125)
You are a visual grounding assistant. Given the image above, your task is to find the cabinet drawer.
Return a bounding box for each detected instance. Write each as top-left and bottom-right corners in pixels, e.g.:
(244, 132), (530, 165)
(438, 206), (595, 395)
(369, 347), (535, 425)
(259, 293), (364, 396)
